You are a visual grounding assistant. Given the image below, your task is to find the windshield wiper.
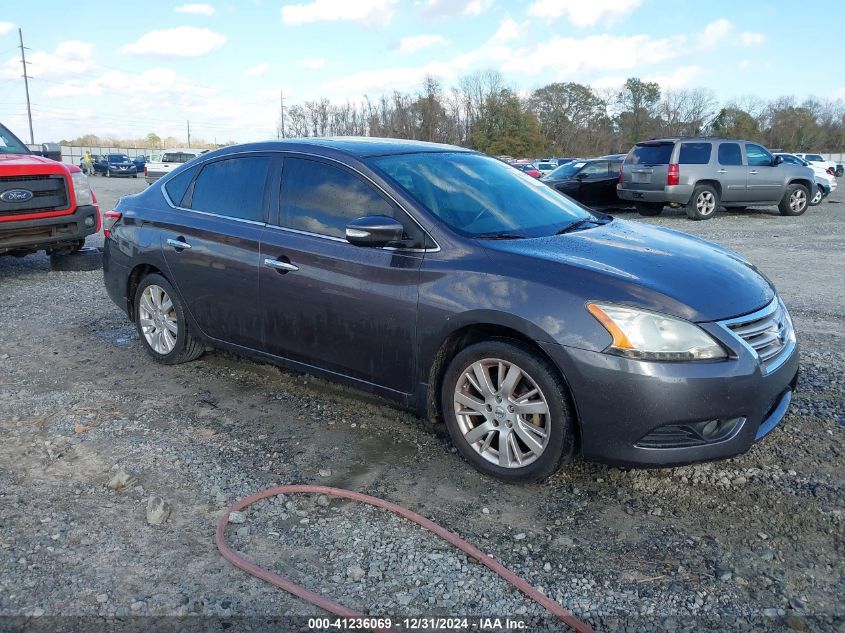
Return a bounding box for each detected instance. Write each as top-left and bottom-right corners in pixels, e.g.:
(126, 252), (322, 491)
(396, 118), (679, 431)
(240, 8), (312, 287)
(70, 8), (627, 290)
(474, 232), (527, 240)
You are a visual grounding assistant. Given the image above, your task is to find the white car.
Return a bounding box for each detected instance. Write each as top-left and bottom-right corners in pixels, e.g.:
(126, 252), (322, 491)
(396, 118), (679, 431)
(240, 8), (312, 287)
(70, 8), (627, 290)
(793, 153), (837, 174)
(535, 161), (558, 177)
(144, 148), (207, 185)
(775, 153), (836, 205)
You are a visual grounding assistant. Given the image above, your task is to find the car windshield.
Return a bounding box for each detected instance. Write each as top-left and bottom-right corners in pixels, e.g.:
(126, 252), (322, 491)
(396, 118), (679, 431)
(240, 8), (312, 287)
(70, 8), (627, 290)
(0, 124), (31, 155)
(370, 152), (593, 239)
(546, 161), (586, 179)
(108, 154), (130, 163)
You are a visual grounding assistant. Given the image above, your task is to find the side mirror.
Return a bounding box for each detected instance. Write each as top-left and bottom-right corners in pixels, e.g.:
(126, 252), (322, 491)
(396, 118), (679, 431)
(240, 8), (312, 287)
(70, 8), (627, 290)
(773, 155), (784, 165)
(345, 215), (405, 247)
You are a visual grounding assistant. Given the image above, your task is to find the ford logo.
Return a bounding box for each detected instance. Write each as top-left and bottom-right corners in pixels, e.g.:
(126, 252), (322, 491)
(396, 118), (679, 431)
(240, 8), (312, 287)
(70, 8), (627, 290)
(1, 189), (34, 203)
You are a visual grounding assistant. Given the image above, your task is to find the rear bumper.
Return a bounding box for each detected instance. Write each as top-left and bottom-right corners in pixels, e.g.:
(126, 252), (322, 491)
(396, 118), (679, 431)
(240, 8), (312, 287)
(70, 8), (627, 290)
(541, 337), (800, 467)
(617, 184), (693, 205)
(0, 205), (99, 253)
(145, 170), (167, 184)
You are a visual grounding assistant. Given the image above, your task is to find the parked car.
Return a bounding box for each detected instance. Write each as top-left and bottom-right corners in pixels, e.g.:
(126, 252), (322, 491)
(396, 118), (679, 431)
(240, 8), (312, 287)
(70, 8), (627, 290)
(95, 154), (138, 178)
(793, 153), (837, 174)
(535, 161), (557, 177)
(509, 161), (541, 178)
(541, 158), (625, 207)
(618, 138), (816, 220)
(0, 121), (100, 257)
(774, 153), (837, 206)
(836, 164), (843, 177)
(133, 155), (148, 172)
(103, 138), (799, 482)
(144, 148), (206, 184)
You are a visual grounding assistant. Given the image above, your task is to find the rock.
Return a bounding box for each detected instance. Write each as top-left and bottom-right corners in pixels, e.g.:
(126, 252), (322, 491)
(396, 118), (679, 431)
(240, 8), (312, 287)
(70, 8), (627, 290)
(317, 495), (330, 507)
(96, 594), (109, 604)
(146, 497), (171, 525)
(762, 607), (780, 617)
(32, 608), (45, 617)
(236, 527), (250, 539)
(732, 476), (747, 486)
(716, 569), (733, 581)
(786, 615), (808, 631)
(789, 597), (806, 610)
(228, 511), (246, 524)
(130, 601), (145, 612)
(318, 469), (332, 477)
(106, 470), (136, 491)
(346, 565), (365, 582)
(482, 507), (490, 514)
(514, 533), (526, 541)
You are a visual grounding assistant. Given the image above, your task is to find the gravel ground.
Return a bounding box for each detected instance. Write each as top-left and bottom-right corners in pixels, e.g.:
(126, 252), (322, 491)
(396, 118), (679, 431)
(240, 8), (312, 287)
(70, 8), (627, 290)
(0, 176), (842, 632)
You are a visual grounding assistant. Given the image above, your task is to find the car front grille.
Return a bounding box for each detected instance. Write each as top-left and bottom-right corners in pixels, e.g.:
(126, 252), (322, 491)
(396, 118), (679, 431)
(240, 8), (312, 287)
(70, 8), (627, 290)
(723, 299), (794, 373)
(0, 175), (69, 216)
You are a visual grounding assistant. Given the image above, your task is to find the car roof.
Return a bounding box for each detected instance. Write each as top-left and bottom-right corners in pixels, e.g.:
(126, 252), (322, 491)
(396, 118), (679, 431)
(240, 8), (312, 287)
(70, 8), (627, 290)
(636, 136), (744, 145)
(216, 137), (473, 159)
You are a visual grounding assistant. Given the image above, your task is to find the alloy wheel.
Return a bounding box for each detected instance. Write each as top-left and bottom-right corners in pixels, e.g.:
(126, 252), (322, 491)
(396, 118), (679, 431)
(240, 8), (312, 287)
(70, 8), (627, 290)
(138, 284), (178, 354)
(696, 191), (716, 216)
(453, 358), (551, 468)
(810, 187), (822, 205)
(789, 188), (807, 213)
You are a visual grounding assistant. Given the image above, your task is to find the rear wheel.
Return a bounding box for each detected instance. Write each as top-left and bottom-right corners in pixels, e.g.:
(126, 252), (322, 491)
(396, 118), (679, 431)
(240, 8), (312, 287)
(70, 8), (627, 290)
(779, 184), (809, 216)
(685, 185), (719, 220)
(809, 185), (824, 206)
(134, 274), (204, 365)
(441, 340), (575, 482)
(635, 202), (663, 217)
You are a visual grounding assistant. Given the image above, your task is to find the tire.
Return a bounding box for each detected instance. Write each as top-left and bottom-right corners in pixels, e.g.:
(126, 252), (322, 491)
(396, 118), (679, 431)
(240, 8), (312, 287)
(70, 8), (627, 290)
(49, 245), (102, 271)
(133, 174), (138, 178)
(635, 202), (663, 217)
(808, 185), (824, 207)
(134, 273), (204, 365)
(685, 184), (719, 220)
(778, 183), (809, 216)
(441, 339), (575, 482)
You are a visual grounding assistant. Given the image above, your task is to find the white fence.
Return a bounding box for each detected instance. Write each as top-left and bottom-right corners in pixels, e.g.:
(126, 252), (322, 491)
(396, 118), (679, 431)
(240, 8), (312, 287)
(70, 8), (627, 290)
(821, 153), (845, 163)
(58, 146), (152, 166)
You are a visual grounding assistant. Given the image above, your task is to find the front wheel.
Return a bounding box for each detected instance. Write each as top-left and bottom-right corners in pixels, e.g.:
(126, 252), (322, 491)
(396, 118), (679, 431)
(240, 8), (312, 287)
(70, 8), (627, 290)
(134, 274), (204, 365)
(685, 185), (720, 220)
(441, 340), (575, 482)
(809, 185), (824, 206)
(779, 184), (809, 216)
(635, 202), (663, 217)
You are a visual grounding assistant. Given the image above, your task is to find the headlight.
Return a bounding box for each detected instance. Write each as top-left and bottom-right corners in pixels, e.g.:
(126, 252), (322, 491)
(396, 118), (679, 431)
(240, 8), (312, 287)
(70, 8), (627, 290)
(71, 171), (93, 206)
(587, 303), (727, 361)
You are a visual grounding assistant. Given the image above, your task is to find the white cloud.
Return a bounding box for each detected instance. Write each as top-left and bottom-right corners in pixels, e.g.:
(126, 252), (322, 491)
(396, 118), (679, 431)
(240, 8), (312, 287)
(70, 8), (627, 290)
(698, 18), (733, 48)
(298, 56), (326, 70)
(281, 0), (398, 26)
(491, 18), (524, 43)
(395, 34), (446, 54)
(0, 21), (15, 36)
(0, 40), (97, 81)
(175, 3), (216, 15)
(245, 62), (270, 76)
(526, 0), (641, 27)
(644, 65), (702, 89)
(419, 0), (493, 19)
(741, 31), (765, 46)
(121, 27), (226, 57)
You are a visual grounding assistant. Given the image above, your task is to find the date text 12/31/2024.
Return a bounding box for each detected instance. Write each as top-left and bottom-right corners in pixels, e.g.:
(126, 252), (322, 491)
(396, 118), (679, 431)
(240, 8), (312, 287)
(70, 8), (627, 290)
(308, 617), (528, 630)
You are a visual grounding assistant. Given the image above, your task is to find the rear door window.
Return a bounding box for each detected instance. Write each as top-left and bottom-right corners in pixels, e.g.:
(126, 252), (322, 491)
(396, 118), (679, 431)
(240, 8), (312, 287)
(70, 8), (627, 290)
(718, 143), (743, 166)
(189, 156), (271, 223)
(746, 143), (774, 167)
(678, 142), (712, 164)
(626, 143), (674, 165)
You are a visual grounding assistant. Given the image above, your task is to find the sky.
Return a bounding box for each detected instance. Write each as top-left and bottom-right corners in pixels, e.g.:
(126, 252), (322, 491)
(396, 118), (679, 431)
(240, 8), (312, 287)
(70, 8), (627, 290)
(1, 0), (843, 145)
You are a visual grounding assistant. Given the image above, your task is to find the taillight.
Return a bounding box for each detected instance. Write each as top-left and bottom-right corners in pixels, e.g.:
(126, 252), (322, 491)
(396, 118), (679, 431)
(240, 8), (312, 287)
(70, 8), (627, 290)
(103, 211), (122, 238)
(144, 165), (148, 175)
(827, 167), (835, 176)
(667, 163), (679, 186)
(618, 164), (624, 183)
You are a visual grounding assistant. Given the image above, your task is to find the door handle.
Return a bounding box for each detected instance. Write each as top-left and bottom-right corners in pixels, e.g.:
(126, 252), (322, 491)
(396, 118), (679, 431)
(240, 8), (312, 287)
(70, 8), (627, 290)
(264, 258), (299, 272)
(166, 238), (191, 249)
(717, 169), (727, 174)
(748, 170), (759, 175)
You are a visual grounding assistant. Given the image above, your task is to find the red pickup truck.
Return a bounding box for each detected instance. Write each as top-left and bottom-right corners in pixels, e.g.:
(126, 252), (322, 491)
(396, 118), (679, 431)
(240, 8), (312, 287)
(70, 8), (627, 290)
(1, 122), (100, 259)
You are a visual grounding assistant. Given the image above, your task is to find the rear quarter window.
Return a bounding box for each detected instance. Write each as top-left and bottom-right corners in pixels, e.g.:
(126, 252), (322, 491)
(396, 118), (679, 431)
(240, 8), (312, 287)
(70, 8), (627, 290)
(164, 165), (198, 206)
(626, 143), (674, 165)
(678, 142), (712, 164)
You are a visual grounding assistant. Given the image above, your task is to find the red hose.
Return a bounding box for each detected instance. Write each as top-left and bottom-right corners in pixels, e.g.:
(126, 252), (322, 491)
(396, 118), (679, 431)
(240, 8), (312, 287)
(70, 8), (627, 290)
(216, 485), (595, 633)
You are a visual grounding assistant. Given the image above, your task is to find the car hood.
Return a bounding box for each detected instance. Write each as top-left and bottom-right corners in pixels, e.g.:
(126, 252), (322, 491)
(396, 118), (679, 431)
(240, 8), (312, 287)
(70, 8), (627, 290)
(484, 219), (774, 322)
(0, 153), (55, 166)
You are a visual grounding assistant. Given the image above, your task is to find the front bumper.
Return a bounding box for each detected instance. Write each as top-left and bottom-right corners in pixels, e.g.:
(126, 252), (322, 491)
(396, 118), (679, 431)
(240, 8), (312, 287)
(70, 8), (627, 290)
(0, 205), (99, 254)
(541, 321), (800, 467)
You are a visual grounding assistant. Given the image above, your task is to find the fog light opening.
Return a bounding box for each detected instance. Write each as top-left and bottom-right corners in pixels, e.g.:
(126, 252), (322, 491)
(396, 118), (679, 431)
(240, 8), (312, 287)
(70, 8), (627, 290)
(84, 216), (95, 228)
(700, 420), (720, 438)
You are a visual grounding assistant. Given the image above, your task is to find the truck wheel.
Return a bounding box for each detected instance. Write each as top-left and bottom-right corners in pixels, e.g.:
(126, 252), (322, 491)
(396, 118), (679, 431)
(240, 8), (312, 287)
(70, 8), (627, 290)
(635, 202), (663, 217)
(809, 185), (824, 206)
(779, 184), (809, 216)
(685, 185), (719, 220)
(50, 246), (102, 272)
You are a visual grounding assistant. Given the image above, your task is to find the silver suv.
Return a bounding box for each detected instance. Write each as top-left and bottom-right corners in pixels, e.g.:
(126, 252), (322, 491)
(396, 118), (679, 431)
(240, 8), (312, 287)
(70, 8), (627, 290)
(617, 137), (816, 220)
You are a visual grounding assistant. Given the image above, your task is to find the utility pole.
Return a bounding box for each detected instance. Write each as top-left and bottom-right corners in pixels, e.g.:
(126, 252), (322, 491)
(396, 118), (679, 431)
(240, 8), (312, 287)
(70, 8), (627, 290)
(187, 120), (191, 148)
(280, 89), (285, 139)
(18, 28), (34, 145)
